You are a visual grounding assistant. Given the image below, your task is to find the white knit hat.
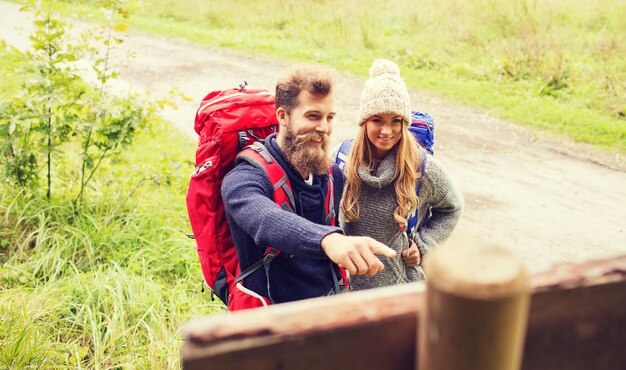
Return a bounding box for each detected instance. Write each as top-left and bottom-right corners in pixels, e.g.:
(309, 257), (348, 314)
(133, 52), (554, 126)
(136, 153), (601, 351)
(358, 59), (411, 126)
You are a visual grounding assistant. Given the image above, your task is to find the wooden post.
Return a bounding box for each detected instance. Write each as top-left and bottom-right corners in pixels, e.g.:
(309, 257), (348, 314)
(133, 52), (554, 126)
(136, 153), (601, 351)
(418, 243), (531, 370)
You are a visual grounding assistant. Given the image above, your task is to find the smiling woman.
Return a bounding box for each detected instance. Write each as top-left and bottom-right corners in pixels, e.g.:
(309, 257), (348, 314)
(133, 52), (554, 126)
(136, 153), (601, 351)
(365, 113), (404, 159)
(340, 59), (464, 291)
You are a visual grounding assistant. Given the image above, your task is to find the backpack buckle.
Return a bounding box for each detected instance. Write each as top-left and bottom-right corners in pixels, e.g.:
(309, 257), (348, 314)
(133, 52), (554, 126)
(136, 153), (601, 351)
(238, 131), (249, 147)
(325, 210), (336, 226)
(264, 249), (278, 264)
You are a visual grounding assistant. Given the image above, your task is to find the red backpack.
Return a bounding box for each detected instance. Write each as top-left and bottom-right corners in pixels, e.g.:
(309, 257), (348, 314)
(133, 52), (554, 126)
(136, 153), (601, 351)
(186, 85), (341, 311)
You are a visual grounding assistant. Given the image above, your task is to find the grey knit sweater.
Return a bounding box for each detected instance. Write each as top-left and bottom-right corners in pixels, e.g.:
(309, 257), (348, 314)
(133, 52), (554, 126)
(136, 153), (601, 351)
(340, 149), (463, 290)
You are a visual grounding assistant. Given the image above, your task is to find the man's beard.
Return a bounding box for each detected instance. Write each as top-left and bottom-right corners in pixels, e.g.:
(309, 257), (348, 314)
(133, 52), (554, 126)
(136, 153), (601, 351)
(282, 127), (329, 177)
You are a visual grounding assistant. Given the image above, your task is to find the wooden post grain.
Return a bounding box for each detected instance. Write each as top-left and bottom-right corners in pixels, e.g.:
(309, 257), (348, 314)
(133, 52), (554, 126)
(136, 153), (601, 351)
(418, 243), (531, 370)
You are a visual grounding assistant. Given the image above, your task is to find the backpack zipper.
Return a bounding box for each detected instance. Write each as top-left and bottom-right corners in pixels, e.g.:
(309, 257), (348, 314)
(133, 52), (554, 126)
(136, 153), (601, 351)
(194, 160), (213, 175)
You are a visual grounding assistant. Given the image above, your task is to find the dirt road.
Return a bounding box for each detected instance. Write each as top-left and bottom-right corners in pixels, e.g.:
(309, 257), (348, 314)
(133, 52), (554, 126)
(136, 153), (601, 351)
(2, 2), (624, 273)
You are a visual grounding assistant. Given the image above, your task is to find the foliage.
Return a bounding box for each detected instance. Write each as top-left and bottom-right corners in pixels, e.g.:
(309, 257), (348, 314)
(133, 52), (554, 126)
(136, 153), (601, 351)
(0, 4), (85, 193)
(70, 0), (625, 152)
(0, 127), (223, 369)
(0, 0), (169, 206)
(1, 4), (204, 367)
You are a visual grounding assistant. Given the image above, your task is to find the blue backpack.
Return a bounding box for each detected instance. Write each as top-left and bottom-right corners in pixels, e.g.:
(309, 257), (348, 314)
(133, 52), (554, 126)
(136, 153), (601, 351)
(333, 111), (435, 237)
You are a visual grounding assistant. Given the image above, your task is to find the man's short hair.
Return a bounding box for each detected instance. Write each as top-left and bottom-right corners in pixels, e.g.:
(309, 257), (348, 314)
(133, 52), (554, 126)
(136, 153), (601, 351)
(275, 66), (334, 115)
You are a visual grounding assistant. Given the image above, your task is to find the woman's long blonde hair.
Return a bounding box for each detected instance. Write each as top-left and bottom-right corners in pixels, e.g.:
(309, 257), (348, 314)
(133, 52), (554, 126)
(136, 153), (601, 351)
(340, 120), (422, 225)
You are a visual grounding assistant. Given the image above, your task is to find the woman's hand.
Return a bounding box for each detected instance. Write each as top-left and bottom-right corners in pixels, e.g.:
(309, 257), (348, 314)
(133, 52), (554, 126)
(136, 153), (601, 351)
(402, 241), (421, 267)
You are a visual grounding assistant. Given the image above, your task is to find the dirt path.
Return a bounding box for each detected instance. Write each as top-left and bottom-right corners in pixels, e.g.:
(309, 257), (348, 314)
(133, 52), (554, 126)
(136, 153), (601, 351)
(2, 2), (624, 273)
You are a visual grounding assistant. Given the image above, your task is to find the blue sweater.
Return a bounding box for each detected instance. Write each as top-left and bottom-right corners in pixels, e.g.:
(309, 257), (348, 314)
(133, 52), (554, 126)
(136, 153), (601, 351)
(221, 134), (344, 304)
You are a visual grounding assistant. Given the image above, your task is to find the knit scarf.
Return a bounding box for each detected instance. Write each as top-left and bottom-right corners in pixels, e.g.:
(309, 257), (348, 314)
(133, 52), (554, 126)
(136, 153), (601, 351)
(356, 148), (397, 189)
(355, 149), (415, 284)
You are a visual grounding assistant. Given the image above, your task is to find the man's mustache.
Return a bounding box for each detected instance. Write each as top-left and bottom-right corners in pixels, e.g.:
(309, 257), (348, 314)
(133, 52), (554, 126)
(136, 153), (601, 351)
(294, 132), (328, 144)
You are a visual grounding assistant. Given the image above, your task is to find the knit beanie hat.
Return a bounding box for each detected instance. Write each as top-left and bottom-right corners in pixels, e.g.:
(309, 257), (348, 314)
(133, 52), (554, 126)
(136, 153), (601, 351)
(358, 59), (412, 126)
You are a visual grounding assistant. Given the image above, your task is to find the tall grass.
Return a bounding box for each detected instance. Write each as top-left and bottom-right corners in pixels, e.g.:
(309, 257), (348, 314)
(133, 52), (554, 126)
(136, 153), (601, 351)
(0, 127), (226, 368)
(66, 0), (624, 152)
(1, 12), (225, 368)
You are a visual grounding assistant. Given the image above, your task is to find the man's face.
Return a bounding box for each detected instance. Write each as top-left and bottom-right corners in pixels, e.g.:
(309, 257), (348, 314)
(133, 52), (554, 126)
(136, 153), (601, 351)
(277, 91), (335, 176)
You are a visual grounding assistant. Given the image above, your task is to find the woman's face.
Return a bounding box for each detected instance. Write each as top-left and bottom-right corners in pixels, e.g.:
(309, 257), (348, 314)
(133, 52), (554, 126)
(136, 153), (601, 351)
(364, 113), (403, 159)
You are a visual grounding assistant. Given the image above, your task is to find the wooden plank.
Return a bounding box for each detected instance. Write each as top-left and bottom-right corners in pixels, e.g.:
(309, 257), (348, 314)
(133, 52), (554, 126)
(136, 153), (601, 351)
(182, 254), (626, 370)
(183, 283), (423, 370)
(523, 255), (626, 370)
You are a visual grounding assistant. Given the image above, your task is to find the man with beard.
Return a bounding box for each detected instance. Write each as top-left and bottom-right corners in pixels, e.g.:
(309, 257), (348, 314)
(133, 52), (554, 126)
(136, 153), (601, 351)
(221, 66), (396, 305)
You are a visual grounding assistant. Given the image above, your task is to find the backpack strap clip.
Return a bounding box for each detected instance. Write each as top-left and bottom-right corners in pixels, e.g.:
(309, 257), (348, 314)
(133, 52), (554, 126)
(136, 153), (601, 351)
(263, 248), (280, 304)
(324, 210), (336, 226)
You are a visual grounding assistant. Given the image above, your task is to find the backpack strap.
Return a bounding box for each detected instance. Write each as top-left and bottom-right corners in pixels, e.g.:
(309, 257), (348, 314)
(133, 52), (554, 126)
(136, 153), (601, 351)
(236, 142), (296, 213)
(234, 143), (295, 303)
(416, 152), (427, 196)
(333, 139), (354, 171)
(325, 165), (336, 227)
(406, 152), (428, 239)
(235, 143), (345, 298)
(325, 164), (349, 290)
(235, 246), (280, 303)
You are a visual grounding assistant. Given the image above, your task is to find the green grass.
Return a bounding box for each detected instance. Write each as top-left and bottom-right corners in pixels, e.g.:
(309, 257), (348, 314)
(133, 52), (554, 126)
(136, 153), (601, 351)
(8, 0), (624, 150)
(0, 123), (225, 368)
(2, 15), (226, 369)
(47, 0), (624, 152)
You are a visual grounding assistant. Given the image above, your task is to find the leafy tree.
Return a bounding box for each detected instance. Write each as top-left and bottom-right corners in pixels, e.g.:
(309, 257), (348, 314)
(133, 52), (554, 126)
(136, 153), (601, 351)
(0, 0), (170, 210)
(1, 2), (86, 197)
